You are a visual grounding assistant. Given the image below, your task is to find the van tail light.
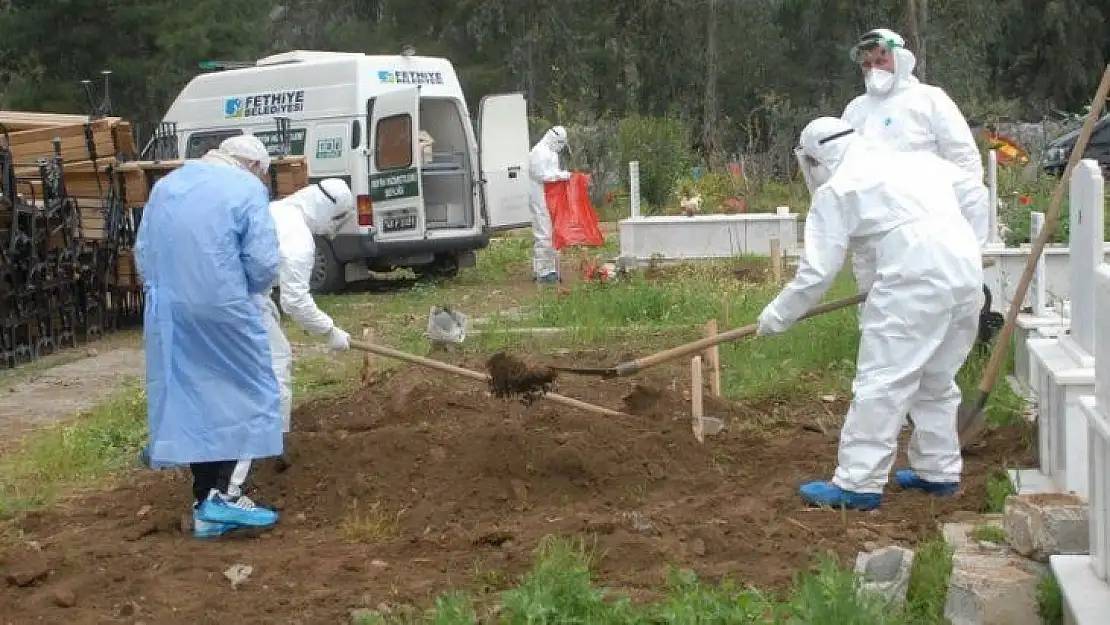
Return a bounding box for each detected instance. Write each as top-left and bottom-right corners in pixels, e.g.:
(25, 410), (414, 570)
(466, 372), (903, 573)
(357, 194), (373, 226)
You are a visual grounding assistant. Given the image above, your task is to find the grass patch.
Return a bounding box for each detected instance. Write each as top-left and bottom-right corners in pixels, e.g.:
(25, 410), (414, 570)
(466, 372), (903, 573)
(969, 524), (1007, 544)
(530, 262), (862, 399)
(0, 380), (146, 517)
(352, 536), (960, 624)
(985, 468), (1016, 513)
(340, 499), (405, 544)
(1037, 571), (1064, 625)
(904, 537), (954, 623)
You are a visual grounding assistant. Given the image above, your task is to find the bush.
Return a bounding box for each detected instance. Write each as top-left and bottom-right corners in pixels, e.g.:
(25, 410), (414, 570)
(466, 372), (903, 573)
(617, 114), (693, 212)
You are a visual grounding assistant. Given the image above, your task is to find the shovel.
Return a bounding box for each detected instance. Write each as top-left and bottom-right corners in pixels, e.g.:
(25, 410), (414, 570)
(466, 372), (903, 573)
(348, 339), (631, 418)
(958, 62), (1110, 450)
(548, 292), (868, 378)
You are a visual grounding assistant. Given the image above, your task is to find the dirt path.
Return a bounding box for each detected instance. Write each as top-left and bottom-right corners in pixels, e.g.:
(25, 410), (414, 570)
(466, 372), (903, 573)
(0, 346), (145, 438)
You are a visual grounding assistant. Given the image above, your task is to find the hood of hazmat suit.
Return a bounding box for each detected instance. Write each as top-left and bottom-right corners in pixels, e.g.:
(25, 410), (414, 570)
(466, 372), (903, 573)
(135, 138), (283, 467)
(528, 126), (571, 279)
(758, 116), (984, 494)
(842, 29), (984, 183)
(254, 178), (354, 433)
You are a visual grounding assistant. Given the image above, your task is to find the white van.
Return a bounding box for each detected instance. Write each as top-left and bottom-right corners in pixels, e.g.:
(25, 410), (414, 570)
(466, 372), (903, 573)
(157, 49), (533, 292)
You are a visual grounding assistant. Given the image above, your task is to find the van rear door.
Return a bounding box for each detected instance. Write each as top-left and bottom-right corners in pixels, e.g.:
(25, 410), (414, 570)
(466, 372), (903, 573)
(478, 93), (531, 230)
(366, 87), (426, 242)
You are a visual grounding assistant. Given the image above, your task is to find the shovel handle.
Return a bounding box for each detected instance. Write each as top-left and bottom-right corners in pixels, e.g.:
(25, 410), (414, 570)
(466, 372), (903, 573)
(348, 339), (631, 418)
(613, 292), (868, 376)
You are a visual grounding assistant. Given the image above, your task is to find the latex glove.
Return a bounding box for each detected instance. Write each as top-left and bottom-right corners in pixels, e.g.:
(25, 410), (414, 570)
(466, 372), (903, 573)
(756, 305), (786, 336)
(327, 327), (351, 351)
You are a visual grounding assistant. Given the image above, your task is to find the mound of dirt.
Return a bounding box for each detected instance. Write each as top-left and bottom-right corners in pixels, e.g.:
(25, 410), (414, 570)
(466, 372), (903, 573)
(0, 354), (1033, 623)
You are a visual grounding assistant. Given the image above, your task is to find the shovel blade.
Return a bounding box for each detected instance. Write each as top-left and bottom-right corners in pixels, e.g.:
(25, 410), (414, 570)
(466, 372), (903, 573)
(957, 402), (987, 448)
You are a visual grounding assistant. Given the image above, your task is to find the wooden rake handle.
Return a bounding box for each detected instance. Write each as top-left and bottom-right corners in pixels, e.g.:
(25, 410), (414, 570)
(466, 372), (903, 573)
(612, 291), (868, 376)
(348, 339), (631, 418)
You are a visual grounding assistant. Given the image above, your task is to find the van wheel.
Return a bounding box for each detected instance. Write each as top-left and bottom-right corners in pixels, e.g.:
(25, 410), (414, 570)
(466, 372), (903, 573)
(311, 238), (346, 294)
(415, 254), (460, 282)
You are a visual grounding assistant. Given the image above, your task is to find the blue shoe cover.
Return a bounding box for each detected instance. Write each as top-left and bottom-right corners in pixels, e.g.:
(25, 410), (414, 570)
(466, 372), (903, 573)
(196, 491), (279, 529)
(535, 272), (559, 284)
(192, 516), (237, 539)
(799, 481), (881, 510)
(894, 469), (959, 496)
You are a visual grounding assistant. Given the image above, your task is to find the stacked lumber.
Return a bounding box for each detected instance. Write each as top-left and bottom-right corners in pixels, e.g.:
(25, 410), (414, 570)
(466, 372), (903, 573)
(114, 155), (309, 207)
(0, 109), (313, 370)
(110, 156), (310, 287)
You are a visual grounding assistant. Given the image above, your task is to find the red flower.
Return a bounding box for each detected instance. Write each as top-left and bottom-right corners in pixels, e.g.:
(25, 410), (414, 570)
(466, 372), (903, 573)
(1019, 195), (1032, 206)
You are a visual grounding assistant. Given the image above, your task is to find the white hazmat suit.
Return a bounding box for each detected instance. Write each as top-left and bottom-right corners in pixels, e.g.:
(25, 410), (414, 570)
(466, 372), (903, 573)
(841, 28), (985, 294)
(528, 126), (570, 282)
(229, 178), (355, 496)
(758, 117), (984, 510)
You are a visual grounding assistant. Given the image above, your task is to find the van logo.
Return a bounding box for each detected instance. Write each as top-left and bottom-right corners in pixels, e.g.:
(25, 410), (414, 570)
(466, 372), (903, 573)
(377, 70), (444, 85)
(223, 90), (306, 119)
(224, 98), (244, 118)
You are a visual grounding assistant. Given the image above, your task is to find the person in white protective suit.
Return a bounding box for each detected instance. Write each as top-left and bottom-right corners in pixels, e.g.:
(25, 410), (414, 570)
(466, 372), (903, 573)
(228, 178), (356, 498)
(528, 126), (570, 283)
(759, 117), (984, 510)
(841, 28), (985, 296)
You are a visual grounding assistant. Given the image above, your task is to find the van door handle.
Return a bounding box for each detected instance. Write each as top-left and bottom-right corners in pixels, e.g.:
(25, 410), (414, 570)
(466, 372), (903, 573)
(507, 166), (520, 179)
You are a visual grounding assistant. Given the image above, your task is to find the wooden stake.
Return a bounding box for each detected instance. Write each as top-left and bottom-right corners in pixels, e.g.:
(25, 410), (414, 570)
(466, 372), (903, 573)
(691, 355), (705, 443)
(769, 238), (783, 285)
(702, 319), (722, 397)
(359, 327), (375, 386)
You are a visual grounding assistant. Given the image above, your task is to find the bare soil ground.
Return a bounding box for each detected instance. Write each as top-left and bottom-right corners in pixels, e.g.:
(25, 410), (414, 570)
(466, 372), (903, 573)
(0, 351), (1032, 623)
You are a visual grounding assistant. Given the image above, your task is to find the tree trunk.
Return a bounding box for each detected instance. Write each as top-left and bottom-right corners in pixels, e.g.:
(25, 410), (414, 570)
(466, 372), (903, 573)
(702, 0), (719, 159)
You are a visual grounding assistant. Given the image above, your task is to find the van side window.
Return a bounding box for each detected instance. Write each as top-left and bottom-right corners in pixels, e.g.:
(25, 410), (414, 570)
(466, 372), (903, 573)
(185, 130), (243, 159)
(375, 114), (412, 170)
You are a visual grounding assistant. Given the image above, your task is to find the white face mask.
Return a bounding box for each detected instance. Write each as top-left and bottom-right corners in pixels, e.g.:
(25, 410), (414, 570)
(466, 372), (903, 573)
(865, 68), (895, 95)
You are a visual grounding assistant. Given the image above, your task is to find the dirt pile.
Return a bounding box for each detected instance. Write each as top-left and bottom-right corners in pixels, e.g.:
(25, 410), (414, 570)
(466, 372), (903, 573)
(0, 355), (1034, 623)
(485, 352), (558, 404)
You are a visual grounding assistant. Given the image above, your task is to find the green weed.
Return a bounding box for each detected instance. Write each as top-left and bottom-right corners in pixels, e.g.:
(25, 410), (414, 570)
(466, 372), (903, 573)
(904, 538), (954, 624)
(1037, 571), (1064, 625)
(0, 380), (146, 516)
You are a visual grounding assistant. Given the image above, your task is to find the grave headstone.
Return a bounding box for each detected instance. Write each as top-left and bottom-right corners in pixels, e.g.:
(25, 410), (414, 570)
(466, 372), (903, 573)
(987, 149), (1004, 247)
(629, 161), (641, 219)
(1066, 160), (1105, 358)
(1097, 264), (1110, 414)
(1030, 211), (1047, 316)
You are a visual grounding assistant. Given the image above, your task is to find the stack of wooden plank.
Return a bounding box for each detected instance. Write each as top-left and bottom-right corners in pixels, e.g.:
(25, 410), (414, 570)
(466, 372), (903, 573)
(111, 156), (309, 286)
(114, 156), (309, 207)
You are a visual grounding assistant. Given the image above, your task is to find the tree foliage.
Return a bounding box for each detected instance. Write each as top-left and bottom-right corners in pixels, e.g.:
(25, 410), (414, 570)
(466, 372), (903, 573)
(0, 0), (1105, 157)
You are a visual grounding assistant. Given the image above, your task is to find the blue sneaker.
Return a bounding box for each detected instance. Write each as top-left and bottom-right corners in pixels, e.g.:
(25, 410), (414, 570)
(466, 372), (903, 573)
(894, 469), (959, 496)
(799, 481), (882, 510)
(196, 490), (279, 529)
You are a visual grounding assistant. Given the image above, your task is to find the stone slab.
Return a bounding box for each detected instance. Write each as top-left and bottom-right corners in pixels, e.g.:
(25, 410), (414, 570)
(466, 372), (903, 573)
(1004, 493), (1090, 562)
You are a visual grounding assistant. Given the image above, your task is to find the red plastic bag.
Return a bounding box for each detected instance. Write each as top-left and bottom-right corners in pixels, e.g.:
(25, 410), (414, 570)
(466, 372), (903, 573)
(543, 172), (605, 250)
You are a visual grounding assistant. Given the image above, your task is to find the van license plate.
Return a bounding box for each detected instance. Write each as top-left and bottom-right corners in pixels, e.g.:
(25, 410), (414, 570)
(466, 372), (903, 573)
(382, 215), (417, 232)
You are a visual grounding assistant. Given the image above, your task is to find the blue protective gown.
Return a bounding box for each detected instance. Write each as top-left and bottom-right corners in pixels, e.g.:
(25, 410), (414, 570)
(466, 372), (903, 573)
(135, 161), (283, 466)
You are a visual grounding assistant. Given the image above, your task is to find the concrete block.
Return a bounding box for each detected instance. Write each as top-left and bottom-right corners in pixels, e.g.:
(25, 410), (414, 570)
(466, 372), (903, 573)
(943, 518), (1009, 555)
(854, 545), (914, 606)
(1004, 493), (1090, 562)
(944, 551), (1045, 625)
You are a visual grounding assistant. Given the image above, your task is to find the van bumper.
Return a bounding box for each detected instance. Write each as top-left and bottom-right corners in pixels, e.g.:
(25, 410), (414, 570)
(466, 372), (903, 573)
(328, 231), (491, 264)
